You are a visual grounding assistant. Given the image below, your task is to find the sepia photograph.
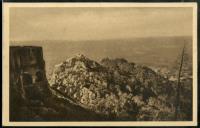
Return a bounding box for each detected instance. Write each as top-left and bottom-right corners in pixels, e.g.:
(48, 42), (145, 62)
(2, 3), (197, 126)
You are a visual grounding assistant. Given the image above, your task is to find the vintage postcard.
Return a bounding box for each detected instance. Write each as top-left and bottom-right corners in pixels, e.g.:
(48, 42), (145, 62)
(2, 3), (198, 126)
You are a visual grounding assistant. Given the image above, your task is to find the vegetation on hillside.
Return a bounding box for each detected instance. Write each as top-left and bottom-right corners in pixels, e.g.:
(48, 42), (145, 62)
(49, 54), (192, 121)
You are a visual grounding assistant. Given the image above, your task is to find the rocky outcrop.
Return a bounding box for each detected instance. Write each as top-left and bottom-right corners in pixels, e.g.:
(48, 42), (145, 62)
(9, 46), (51, 120)
(10, 46), (50, 97)
(49, 54), (179, 120)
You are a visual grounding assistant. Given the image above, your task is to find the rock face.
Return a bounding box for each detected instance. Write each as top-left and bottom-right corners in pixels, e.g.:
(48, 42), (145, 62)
(9, 46), (51, 120)
(50, 54), (109, 105)
(9, 46), (50, 98)
(50, 54), (181, 120)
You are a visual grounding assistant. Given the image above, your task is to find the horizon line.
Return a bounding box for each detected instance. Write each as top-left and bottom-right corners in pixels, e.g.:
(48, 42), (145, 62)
(10, 35), (192, 43)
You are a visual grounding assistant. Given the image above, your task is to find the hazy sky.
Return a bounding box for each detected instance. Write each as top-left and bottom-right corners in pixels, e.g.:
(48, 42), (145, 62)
(10, 7), (193, 41)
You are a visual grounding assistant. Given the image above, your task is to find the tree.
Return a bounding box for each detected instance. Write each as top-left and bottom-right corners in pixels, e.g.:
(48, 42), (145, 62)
(174, 44), (185, 120)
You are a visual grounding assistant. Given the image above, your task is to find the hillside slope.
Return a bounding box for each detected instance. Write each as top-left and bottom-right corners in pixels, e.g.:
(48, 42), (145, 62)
(50, 54), (191, 121)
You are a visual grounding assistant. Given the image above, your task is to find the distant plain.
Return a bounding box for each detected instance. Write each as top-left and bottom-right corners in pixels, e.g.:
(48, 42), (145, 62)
(10, 36), (192, 77)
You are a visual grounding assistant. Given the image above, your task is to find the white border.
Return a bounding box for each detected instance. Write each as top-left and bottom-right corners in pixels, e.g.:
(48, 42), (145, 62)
(2, 2), (198, 126)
